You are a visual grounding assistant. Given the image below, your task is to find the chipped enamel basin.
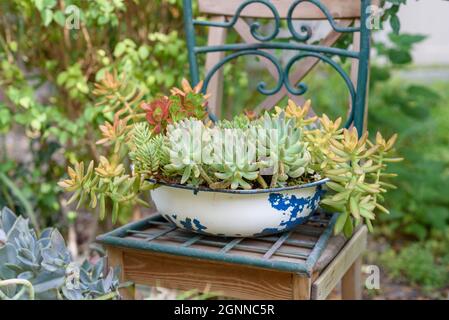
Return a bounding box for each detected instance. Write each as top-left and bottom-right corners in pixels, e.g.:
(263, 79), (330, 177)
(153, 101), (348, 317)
(150, 179), (328, 237)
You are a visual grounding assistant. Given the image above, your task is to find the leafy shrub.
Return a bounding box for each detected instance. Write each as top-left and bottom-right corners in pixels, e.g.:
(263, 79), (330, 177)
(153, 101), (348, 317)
(0, 0), (190, 228)
(380, 240), (449, 291)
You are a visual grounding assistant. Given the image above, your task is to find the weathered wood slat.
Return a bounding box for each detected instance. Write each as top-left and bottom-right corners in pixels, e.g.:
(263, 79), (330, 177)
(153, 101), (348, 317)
(220, 237), (244, 253)
(106, 246), (135, 300)
(341, 256), (362, 299)
(205, 16), (228, 117)
(182, 235), (203, 247)
(292, 274), (311, 299)
(263, 231), (292, 259)
(311, 226), (367, 300)
(198, 0), (362, 19)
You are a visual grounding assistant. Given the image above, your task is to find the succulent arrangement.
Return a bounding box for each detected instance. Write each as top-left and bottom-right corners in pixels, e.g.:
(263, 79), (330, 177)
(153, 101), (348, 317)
(0, 207), (121, 300)
(59, 77), (401, 236)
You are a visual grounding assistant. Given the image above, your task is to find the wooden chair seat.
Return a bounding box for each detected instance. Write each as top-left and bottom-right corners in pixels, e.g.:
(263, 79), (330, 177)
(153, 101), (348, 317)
(98, 212), (367, 300)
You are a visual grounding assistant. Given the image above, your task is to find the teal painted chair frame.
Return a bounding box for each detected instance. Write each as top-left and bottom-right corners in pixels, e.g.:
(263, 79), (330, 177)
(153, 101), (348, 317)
(183, 0), (372, 136)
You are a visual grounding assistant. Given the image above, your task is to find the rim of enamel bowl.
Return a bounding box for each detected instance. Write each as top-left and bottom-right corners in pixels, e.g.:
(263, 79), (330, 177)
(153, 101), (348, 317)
(147, 178), (330, 195)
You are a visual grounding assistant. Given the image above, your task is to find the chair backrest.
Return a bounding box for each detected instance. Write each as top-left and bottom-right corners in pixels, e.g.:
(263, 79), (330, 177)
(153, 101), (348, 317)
(183, 0), (374, 135)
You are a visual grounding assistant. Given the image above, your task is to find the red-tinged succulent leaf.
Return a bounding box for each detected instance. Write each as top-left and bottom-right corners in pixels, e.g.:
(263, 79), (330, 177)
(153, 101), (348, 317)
(141, 97), (172, 133)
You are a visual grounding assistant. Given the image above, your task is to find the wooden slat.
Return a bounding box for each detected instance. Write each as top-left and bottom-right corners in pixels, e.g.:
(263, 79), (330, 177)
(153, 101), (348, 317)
(106, 246), (135, 300)
(292, 274), (311, 299)
(205, 16), (228, 118)
(199, 0), (362, 19)
(348, 19), (360, 121)
(182, 235), (203, 247)
(144, 225), (177, 241)
(341, 256), (362, 299)
(311, 226), (367, 300)
(122, 249), (294, 299)
(220, 238), (244, 253)
(263, 231), (292, 259)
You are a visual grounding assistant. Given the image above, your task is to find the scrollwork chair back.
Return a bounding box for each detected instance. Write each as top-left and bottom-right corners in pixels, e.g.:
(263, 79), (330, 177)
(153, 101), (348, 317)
(183, 0), (373, 135)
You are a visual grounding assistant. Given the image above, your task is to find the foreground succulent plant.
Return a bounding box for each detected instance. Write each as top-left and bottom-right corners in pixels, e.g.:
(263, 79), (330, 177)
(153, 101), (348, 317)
(0, 207), (121, 300)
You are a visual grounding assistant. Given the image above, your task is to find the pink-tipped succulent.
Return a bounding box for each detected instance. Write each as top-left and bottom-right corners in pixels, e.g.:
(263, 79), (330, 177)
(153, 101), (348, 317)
(170, 79), (209, 120)
(141, 96), (172, 134)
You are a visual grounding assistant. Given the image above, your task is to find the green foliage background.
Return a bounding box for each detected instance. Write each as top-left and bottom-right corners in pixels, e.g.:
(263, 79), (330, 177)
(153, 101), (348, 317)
(0, 0), (447, 293)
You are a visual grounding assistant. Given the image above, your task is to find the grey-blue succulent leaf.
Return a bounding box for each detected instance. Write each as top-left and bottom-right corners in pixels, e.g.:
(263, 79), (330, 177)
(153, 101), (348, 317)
(7, 216), (31, 242)
(0, 281), (18, 299)
(49, 229), (68, 255)
(32, 270), (66, 293)
(80, 259), (92, 273)
(91, 258), (105, 280)
(35, 289), (60, 300)
(39, 228), (53, 240)
(18, 271), (34, 280)
(0, 241), (17, 264)
(102, 267), (114, 292)
(37, 236), (51, 250)
(0, 267), (16, 280)
(4, 263), (22, 274)
(18, 247), (36, 262)
(41, 230), (71, 272)
(17, 255), (40, 270)
(0, 244), (18, 279)
(62, 286), (84, 300)
(0, 229), (6, 245)
(87, 279), (106, 295)
(79, 266), (92, 284)
(0, 207), (17, 234)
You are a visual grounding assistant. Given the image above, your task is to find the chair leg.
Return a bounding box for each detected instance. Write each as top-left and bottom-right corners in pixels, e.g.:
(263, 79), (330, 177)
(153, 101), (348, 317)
(341, 256), (362, 300)
(292, 274), (311, 300)
(106, 246), (135, 300)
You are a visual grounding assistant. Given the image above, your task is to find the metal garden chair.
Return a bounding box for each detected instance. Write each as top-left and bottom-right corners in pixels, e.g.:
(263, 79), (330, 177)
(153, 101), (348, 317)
(98, 0), (374, 300)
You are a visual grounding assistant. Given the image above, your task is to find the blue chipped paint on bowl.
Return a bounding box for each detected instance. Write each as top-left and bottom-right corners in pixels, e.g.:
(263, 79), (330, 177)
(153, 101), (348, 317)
(150, 178), (329, 237)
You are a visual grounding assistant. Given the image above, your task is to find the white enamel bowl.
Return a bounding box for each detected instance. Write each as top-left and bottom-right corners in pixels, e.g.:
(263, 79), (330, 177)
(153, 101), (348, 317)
(151, 179), (328, 237)
(150, 179), (328, 237)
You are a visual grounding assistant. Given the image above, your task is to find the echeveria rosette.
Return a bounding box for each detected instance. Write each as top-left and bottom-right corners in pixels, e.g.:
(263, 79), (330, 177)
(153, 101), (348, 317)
(254, 112), (312, 188)
(209, 128), (264, 190)
(163, 119), (213, 186)
(211, 162), (260, 190)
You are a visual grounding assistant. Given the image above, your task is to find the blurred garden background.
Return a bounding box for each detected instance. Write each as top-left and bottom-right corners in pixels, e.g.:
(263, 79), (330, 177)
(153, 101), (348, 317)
(0, 0), (448, 299)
